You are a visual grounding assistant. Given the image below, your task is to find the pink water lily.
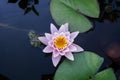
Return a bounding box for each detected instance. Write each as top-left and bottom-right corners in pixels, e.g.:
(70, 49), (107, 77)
(38, 23), (84, 67)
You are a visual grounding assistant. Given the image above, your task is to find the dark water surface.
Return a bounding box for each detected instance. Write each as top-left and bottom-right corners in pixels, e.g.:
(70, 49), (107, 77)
(0, 0), (120, 80)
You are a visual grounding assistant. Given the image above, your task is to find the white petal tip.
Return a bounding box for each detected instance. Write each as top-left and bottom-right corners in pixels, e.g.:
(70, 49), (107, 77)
(59, 23), (69, 32)
(53, 63), (57, 67)
(64, 23), (69, 26)
(70, 58), (74, 61)
(70, 31), (79, 40)
(38, 37), (41, 40)
(76, 31), (79, 34)
(50, 23), (58, 34)
(74, 31), (79, 36)
(52, 56), (61, 67)
(78, 47), (84, 52)
(50, 23), (54, 27)
(43, 46), (53, 53)
(72, 44), (84, 52)
(38, 37), (48, 45)
(65, 52), (74, 61)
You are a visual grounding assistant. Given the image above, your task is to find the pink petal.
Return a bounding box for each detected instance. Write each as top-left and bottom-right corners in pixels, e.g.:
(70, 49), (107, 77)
(53, 50), (60, 58)
(45, 33), (52, 40)
(59, 52), (66, 56)
(52, 55), (61, 67)
(43, 46), (53, 53)
(69, 45), (77, 52)
(38, 37), (48, 45)
(65, 32), (70, 37)
(72, 43), (84, 52)
(50, 23), (58, 34)
(63, 48), (70, 52)
(48, 41), (54, 48)
(65, 52), (74, 61)
(59, 23), (68, 32)
(70, 31), (79, 40)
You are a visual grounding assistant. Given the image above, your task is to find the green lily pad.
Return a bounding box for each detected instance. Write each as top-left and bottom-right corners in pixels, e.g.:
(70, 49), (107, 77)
(54, 51), (104, 80)
(50, 0), (93, 32)
(92, 68), (116, 80)
(60, 0), (100, 18)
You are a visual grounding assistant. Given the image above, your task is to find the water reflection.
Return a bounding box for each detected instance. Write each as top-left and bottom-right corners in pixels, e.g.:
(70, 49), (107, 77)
(0, 74), (10, 80)
(8, 0), (39, 16)
(7, 0), (120, 22)
(98, 0), (120, 22)
(106, 42), (120, 62)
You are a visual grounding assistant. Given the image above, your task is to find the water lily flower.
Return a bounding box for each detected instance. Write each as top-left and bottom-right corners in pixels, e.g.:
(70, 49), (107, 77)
(38, 23), (84, 67)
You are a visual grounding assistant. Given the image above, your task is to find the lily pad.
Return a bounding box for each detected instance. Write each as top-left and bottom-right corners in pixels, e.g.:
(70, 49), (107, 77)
(92, 68), (116, 80)
(60, 0), (100, 18)
(54, 51), (104, 80)
(50, 0), (92, 32)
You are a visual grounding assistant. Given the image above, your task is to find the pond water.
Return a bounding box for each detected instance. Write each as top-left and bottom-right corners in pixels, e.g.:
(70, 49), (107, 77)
(0, 0), (120, 80)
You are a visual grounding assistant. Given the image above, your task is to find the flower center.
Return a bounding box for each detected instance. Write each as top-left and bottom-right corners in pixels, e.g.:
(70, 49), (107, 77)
(54, 36), (67, 49)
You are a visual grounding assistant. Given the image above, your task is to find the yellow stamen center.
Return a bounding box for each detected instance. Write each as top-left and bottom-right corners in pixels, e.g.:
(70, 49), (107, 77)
(54, 36), (67, 49)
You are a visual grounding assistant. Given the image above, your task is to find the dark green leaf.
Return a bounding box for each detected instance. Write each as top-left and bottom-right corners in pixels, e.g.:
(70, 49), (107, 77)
(60, 0), (100, 18)
(92, 68), (116, 80)
(50, 0), (92, 32)
(54, 51), (103, 80)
